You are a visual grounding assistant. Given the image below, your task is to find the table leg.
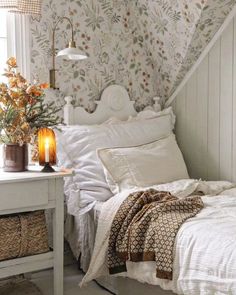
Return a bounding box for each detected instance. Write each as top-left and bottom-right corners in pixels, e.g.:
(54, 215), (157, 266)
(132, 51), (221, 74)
(53, 179), (64, 295)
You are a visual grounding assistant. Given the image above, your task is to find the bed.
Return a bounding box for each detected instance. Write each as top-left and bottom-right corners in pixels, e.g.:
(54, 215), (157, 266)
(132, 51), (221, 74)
(56, 84), (236, 295)
(59, 84), (167, 269)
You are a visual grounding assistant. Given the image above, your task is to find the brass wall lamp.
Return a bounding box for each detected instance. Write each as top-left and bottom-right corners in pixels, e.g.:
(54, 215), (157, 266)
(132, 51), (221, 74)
(50, 16), (87, 89)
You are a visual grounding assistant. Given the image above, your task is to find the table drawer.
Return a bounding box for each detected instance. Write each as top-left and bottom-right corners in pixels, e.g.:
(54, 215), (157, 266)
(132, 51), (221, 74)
(0, 180), (49, 211)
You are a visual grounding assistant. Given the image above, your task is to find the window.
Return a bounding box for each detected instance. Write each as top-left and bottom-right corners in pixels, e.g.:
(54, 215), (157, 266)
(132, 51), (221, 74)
(0, 9), (30, 82)
(0, 10), (7, 82)
(0, 10), (31, 167)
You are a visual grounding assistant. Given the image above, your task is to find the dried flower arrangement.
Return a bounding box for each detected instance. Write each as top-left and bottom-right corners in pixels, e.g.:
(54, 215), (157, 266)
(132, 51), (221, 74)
(0, 57), (62, 146)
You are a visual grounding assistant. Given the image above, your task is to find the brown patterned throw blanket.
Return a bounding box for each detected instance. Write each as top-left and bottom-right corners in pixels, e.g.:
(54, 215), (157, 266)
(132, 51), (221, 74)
(108, 189), (204, 280)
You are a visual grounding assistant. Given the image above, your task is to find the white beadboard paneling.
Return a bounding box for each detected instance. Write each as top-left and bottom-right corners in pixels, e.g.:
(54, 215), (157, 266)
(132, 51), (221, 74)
(219, 20), (233, 181)
(196, 55), (208, 180)
(185, 72), (198, 178)
(208, 39), (220, 180)
(175, 87), (185, 147)
(233, 18), (236, 181)
(172, 18), (236, 182)
(165, 5), (236, 108)
(175, 86), (187, 169)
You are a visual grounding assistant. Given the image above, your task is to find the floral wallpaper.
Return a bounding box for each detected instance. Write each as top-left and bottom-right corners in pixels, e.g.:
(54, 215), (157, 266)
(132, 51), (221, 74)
(30, 0), (236, 111)
(30, 0), (158, 112)
(130, 0), (236, 100)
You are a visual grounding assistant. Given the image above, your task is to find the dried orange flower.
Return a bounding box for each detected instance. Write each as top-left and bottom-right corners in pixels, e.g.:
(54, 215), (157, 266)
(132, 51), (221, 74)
(39, 83), (49, 89)
(6, 57), (17, 68)
(26, 85), (42, 97)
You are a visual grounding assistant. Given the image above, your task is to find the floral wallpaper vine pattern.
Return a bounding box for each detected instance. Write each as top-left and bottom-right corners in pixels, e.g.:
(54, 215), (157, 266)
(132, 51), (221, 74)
(30, 0), (157, 112)
(130, 0), (236, 100)
(30, 0), (236, 111)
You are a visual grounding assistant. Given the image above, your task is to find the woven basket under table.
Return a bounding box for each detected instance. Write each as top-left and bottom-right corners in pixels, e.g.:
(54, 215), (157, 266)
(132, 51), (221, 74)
(0, 211), (49, 261)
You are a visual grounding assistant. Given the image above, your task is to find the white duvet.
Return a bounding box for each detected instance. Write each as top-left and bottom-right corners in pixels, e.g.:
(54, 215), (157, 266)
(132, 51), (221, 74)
(81, 179), (236, 295)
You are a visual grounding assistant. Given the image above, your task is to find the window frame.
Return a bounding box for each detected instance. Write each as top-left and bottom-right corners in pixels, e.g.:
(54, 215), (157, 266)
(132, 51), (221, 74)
(6, 12), (31, 80)
(0, 11), (31, 168)
(0, 10), (8, 82)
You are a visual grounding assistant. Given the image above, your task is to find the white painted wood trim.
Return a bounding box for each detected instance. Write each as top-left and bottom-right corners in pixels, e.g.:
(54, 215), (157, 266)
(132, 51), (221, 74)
(0, 179), (48, 211)
(6, 14), (31, 80)
(15, 14), (31, 80)
(53, 178), (64, 295)
(0, 252), (53, 268)
(0, 201), (56, 215)
(63, 84), (163, 125)
(0, 253), (54, 279)
(0, 173), (71, 295)
(64, 96), (74, 125)
(165, 4), (236, 107)
(0, 169), (73, 184)
(171, 16), (236, 182)
(64, 85), (137, 125)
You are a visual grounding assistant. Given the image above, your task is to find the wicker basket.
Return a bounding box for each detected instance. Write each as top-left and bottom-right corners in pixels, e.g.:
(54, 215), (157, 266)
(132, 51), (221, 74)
(0, 211), (49, 261)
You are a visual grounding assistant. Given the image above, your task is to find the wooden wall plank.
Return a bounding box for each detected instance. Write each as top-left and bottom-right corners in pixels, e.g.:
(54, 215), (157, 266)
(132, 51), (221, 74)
(208, 39), (221, 180)
(185, 72), (197, 178)
(196, 55), (208, 180)
(175, 88), (185, 146)
(175, 86), (187, 167)
(173, 17), (235, 182)
(219, 20), (233, 181)
(232, 18), (236, 182)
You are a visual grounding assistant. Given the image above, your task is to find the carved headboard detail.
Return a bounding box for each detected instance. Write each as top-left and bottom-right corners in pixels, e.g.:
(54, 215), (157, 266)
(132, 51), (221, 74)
(63, 84), (161, 125)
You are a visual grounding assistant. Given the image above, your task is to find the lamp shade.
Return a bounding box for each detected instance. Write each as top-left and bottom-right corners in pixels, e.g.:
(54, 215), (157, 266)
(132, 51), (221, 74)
(56, 47), (87, 60)
(38, 128), (56, 166)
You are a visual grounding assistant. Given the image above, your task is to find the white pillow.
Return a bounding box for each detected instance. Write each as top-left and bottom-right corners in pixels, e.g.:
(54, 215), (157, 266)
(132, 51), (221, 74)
(97, 133), (189, 194)
(56, 108), (175, 208)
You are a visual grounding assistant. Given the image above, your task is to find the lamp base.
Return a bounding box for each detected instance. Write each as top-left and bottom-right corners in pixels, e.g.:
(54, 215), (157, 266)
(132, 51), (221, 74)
(41, 162), (55, 173)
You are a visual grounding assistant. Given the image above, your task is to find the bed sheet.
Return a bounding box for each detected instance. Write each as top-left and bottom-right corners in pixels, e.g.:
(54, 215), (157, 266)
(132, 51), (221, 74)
(81, 179), (236, 295)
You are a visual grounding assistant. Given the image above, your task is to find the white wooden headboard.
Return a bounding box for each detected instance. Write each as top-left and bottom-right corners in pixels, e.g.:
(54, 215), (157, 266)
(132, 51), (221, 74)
(63, 84), (161, 125)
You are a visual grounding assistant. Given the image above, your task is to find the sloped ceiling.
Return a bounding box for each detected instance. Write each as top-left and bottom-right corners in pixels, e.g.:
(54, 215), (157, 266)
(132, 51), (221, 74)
(130, 0), (236, 101)
(30, 0), (236, 110)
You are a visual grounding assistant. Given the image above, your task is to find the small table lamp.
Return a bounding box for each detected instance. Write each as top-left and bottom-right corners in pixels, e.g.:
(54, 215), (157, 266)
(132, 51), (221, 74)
(50, 16), (87, 89)
(38, 128), (57, 172)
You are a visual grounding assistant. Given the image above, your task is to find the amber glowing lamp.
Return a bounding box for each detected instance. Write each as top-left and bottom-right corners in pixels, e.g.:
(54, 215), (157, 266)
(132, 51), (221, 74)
(38, 128), (56, 172)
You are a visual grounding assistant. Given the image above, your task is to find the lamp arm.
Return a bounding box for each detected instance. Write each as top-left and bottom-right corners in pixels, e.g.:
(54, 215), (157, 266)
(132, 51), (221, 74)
(52, 16), (74, 50)
(51, 16), (75, 88)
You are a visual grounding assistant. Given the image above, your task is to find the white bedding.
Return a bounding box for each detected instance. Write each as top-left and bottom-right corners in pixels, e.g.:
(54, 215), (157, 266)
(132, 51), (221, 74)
(81, 179), (236, 295)
(56, 108), (175, 213)
(64, 198), (104, 271)
(57, 107), (177, 271)
(98, 133), (189, 194)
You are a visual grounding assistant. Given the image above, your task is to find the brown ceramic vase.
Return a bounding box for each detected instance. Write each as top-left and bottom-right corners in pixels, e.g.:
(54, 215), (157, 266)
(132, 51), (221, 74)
(3, 144), (28, 172)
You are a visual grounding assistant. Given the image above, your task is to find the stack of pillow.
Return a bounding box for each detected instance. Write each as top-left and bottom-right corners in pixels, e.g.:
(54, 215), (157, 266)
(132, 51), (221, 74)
(56, 107), (189, 214)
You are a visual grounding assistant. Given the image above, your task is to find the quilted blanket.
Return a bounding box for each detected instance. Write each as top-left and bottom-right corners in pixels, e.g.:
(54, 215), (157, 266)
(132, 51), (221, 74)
(108, 189), (204, 280)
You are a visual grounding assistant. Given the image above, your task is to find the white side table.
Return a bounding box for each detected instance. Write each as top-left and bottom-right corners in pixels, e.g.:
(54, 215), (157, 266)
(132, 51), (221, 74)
(0, 169), (73, 295)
